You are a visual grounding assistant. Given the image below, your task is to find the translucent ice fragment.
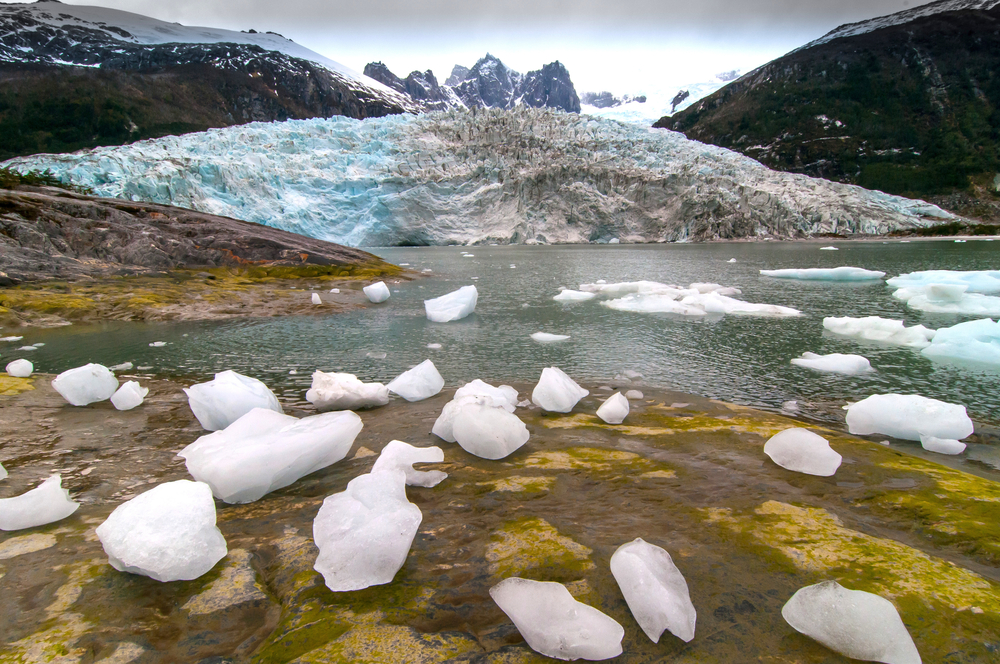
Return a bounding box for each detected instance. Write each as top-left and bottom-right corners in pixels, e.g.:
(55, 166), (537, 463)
(370, 440), (447, 487)
(921, 318), (1000, 368)
(363, 281), (391, 303)
(149, 341), (167, 347)
(184, 370), (282, 431)
(553, 289), (596, 302)
(387, 360), (444, 401)
(919, 435), (966, 455)
(760, 267), (884, 281)
(823, 316), (936, 349)
(625, 390), (643, 400)
(6, 359), (33, 378)
(51, 363), (119, 406)
(305, 370), (388, 411)
(531, 332), (570, 342)
(790, 352), (874, 375)
(846, 394), (973, 442)
(0, 462), (5, 481)
(111, 381), (148, 411)
(424, 285), (478, 322)
(452, 402), (530, 459)
(764, 428), (842, 476)
(596, 393), (629, 424)
(531, 367), (589, 413)
(0, 475), (79, 531)
(109, 362), (133, 371)
(611, 538), (696, 643)
(311, 293), (322, 304)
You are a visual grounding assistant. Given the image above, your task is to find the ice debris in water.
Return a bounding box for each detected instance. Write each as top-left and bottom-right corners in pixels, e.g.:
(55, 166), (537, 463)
(584, 281), (799, 317)
(531, 367), (589, 413)
(625, 390), (644, 400)
(52, 363), (119, 406)
(596, 392), (629, 424)
(920, 318), (1000, 368)
(553, 289), (597, 302)
(329, 288), (340, 293)
(427, 343), (442, 349)
(387, 359), (444, 401)
(179, 408), (363, 503)
(370, 440), (447, 487)
(109, 362), (133, 371)
(823, 316), (936, 349)
(759, 267), (885, 281)
(0, 462), (5, 481)
(790, 352), (874, 375)
(531, 332), (570, 343)
(782, 581), (921, 664)
(96, 480), (227, 582)
(149, 341), (167, 347)
(727, 258), (737, 263)
(611, 538), (696, 643)
(782, 400), (799, 413)
(111, 381), (148, 411)
(0, 475), (79, 531)
(6, 359), (32, 378)
(819, 246), (839, 250)
(363, 281), (391, 303)
(892, 283), (1000, 316)
(433, 380), (528, 459)
(305, 370), (388, 411)
(184, 370), (283, 431)
(764, 428), (842, 476)
(17, 346), (37, 351)
(490, 577), (625, 660)
(919, 436), (967, 455)
(0, 336), (22, 342)
(311, 293), (322, 305)
(887, 269), (1000, 294)
(846, 394), (973, 453)
(424, 285), (478, 322)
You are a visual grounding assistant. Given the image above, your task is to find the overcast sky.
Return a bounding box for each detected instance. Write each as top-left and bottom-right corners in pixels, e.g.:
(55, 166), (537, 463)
(25, 0), (925, 92)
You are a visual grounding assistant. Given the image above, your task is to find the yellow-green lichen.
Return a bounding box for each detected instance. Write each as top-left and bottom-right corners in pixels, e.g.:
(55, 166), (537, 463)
(0, 375), (34, 396)
(485, 517), (594, 580)
(289, 624), (480, 664)
(520, 447), (653, 473)
(478, 476), (556, 494)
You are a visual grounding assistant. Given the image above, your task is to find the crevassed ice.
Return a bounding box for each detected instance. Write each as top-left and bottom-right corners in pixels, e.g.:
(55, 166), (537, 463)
(760, 267), (885, 281)
(823, 316), (936, 349)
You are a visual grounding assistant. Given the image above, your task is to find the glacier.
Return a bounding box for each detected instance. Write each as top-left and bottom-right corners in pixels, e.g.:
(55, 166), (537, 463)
(4, 108), (954, 247)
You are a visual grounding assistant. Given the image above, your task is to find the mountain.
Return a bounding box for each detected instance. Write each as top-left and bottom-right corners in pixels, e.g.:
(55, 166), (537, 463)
(363, 62), (463, 111)
(661, 0), (1000, 221)
(0, 1), (416, 160)
(5, 109), (954, 247)
(580, 71), (740, 125)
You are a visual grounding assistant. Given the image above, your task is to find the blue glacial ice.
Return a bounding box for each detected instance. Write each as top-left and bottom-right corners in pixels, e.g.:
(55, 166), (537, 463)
(887, 270), (1000, 294)
(921, 318), (1000, 368)
(760, 267), (885, 281)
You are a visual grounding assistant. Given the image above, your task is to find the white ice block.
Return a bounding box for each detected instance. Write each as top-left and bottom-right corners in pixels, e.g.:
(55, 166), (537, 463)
(0, 462), (5, 481)
(5, 359), (33, 378)
(823, 316), (936, 349)
(386, 359), (444, 401)
(919, 435), (966, 455)
(887, 269), (1000, 294)
(610, 538), (696, 643)
(111, 381), (148, 411)
(51, 363), (119, 406)
(764, 428), (842, 476)
(846, 394), (973, 442)
(531, 367), (589, 413)
(921, 318), (1000, 368)
(790, 352), (874, 375)
(553, 289), (596, 302)
(0, 475), (79, 531)
(363, 281), (391, 303)
(596, 392), (629, 424)
(424, 285), (478, 322)
(184, 370), (283, 431)
(311, 293), (322, 305)
(452, 402), (530, 460)
(760, 267), (885, 281)
(531, 332), (571, 342)
(370, 440), (447, 487)
(305, 370), (388, 411)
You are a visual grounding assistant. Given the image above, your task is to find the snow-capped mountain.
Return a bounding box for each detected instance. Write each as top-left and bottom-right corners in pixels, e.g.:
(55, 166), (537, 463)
(581, 71), (740, 125)
(4, 109), (953, 247)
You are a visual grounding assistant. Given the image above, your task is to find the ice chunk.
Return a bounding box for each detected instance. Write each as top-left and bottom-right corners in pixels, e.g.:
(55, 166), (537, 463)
(6, 359), (32, 378)
(17, 346), (37, 351)
(363, 281), (391, 303)
(111, 381), (148, 411)
(782, 400), (799, 413)
(920, 318), (1000, 368)
(596, 392), (629, 424)
(764, 428), (842, 476)
(892, 285), (1000, 316)
(553, 289), (596, 302)
(433, 379), (520, 445)
(109, 362), (134, 371)
(96, 480), (227, 582)
(149, 341), (167, 347)
(427, 342), (443, 350)
(919, 435), (966, 455)
(313, 468), (421, 591)
(823, 316), (936, 349)
(603, 293), (707, 316)
(0, 475), (79, 531)
(846, 394), (973, 442)
(51, 363), (119, 406)
(424, 285), (478, 322)
(311, 293), (322, 305)
(386, 359), (444, 401)
(531, 367), (589, 413)
(760, 267), (885, 281)
(370, 440), (447, 487)
(305, 370), (388, 411)
(452, 402), (530, 459)
(727, 258), (737, 262)
(531, 332), (570, 343)
(184, 370), (283, 431)
(0, 336), (22, 342)
(454, 379), (518, 410)
(329, 288), (340, 293)
(790, 352), (874, 375)
(0, 462), (5, 481)
(685, 292), (801, 316)
(490, 577), (624, 660)
(782, 581), (921, 664)
(179, 408), (363, 503)
(819, 246), (839, 250)
(887, 269), (1000, 294)
(611, 538), (696, 643)
(625, 390), (643, 400)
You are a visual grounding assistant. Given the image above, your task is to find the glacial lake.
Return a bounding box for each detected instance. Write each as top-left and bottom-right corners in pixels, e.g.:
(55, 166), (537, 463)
(8, 239), (1000, 427)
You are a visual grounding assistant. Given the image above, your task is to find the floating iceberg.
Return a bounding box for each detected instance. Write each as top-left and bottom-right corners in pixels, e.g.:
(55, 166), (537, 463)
(184, 370), (283, 431)
(6, 359), (32, 378)
(596, 393), (629, 424)
(887, 270), (1000, 294)
(386, 360), (444, 401)
(179, 408), (363, 503)
(790, 352), (874, 375)
(51, 363), (119, 406)
(760, 267), (885, 281)
(892, 284), (1000, 316)
(96, 480), (227, 582)
(363, 281), (391, 303)
(823, 316), (936, 349)
(109, 362), (133, 371)
(782, 581), (921, 664)
(846, 394), (973, 443)
(0, 475), (79, 531)
(593, 281), (799, 317)
(424, 285), (478, 322)
(531, 367), (589, 413)
(149, 341), (167, 347)
(490, 577), (624, 660)
(920, 318), (1000, 368)
(305, 370), (388, 411)
(111, 381), (148, 411)
(553, 290), (596, 302)
(819, 246), (839, 250)
(610, 538), (696, 643)
(369, 440), (447, 487)
(603, 294), (706, 316)
(0, 336), (22, 342)
(531, 332), (570, 343)
(764, 428), (842, 476)
(311, 293), (322, 305)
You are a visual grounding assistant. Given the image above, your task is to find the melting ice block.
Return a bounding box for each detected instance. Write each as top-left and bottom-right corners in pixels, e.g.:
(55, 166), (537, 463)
(531, 332), (570, 342)
(920, 318), (1000, 368)
(184, 370), (283, 431)
(363, 281), (391, 303)
(790, 352), (873, 375)
(490, 577), (624, 660)
(764, 428), (842, 476)
(305, 370), (389, 411)
(51, 363), (119, 406)
(0, 475), (79, 531)
(424, 285), (478, 322)
(452, 402), (530, 460)
(892, 284), (1000, 316)
(179, 408), (363, 503)
(6, 359), (33, 378)
(919, 435), (966, 455)
(96, 480), (227, 582)
(531, 367), (589, 413)
(0, 462), (5, 481)
(823, 316), (936, 349)
(553, 289), (596, 302)
(760, 267), (885, 281)
(387, 359), (444, 401)
(311, 293), (322, 305)
(610, 538), (696, 643)
(596, 392), (629, 424)
(887, 269), (1000, 294)
(846, 394), (973, 443)
(370, 440), (447, 487)
(432, 379), (519, 442)
(111, 381), (148, 411)
(782, 581), (921, 664)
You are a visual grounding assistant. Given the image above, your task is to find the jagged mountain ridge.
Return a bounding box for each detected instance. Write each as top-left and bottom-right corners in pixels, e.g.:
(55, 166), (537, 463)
(580, 71), (741, 126)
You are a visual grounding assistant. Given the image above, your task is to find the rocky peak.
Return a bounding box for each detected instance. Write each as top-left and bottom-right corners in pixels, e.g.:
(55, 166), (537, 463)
(581, 91), (620, 108)
(517, 61), (581, 113)
(362, 61), (407, 95)
(444, 64), (470, 87)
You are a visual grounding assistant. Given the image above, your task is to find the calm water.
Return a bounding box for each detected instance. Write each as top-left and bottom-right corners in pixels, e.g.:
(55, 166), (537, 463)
(6, 239), (999, 424)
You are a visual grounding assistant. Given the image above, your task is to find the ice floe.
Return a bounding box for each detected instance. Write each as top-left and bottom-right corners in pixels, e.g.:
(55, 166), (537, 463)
(96, 480), (227, 582)
(887, 269), (1000, 294)
(370, 440), (447, 487)
(531, 367), (589, 413)
(111, 381), (148, 411)
(363, 281), (391, 303)
(305, 370), (388, 411)
(184, 370), (283, 431)
(782, 581), (921, 664)
(0, 475), (79, 531)
(790, 352), (874, 375)
(531, 332), (570, 343)
(109, 362), (134, 371)
(764, 428), (842, 476)
(823, 316), (936, 349)
(179, 408), (363, 503)
(892, 284), (1000, 316)
(759, 267), (885, 281)
(51, 363), (119, 406)
(553, 289), (597, 302)
(845, 394), (973, 445)
(920, 318), (1000, 367)
(424, 285), (478, 322)
(582, 280), (798, 317)
(0, 336), (22, 342)
(5, 359), (32, 378)
(386, 360), (444, 401)
(610, 538), (696, 643)
(596, 392), (629, 424)
(819, 246), (839, 250)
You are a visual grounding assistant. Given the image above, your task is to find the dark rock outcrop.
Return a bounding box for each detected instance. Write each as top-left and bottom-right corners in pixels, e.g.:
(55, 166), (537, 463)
(517, 61), (581, 113)
(582, 92), (622, 108)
